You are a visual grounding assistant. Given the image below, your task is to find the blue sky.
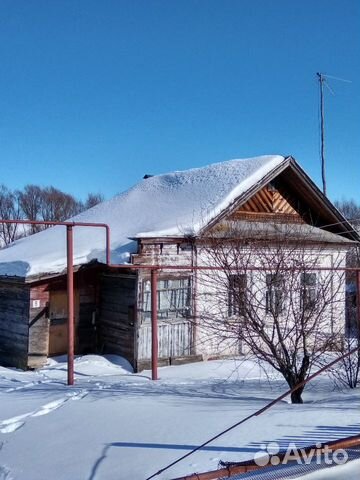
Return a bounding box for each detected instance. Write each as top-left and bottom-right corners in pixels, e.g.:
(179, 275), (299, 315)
(1, 0), (359, 203)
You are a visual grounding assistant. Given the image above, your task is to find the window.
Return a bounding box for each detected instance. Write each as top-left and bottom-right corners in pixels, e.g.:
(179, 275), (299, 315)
(143, 277), (191, 320)
(266, 274), (285, 315)
(301, 273), (317, 310)
(228, 274), (247, 317)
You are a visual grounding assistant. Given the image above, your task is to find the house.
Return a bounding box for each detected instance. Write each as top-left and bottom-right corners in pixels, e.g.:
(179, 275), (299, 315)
(0, 155), (358, 370)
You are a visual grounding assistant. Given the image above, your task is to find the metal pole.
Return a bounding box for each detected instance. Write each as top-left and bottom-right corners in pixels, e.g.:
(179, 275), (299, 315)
(105, 225), (111, 265)
(317, 72), (326, 196)
(66, 225), (74, 386)
(357, 270), (360, 335)
(0, 218), (111, 387)
(151, 268), (159, 381)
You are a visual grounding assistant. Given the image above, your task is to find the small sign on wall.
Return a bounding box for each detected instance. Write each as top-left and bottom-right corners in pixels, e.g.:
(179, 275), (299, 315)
(32, 299), (41, 308)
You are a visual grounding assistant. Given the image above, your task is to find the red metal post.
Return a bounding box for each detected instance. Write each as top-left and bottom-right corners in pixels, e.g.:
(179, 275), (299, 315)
(151, 268), (159, 381)
(66, 225), (75, 386)
(105, 224), (111, 265)
(0, 219), (111, 266)
(357, 270), (360, 335)
(0, 218), (111, 386)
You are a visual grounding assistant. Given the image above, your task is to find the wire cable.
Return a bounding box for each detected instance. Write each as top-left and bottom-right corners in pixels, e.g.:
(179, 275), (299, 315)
(145, 346), (359, 480)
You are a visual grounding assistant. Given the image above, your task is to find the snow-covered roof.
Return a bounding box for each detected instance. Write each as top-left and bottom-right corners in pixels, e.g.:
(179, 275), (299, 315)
(0, 155), (294, 278)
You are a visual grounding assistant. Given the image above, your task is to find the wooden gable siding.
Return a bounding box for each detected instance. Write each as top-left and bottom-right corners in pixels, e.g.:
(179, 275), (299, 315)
(228, 184), (301, 221)
(0, 279), (30, 369)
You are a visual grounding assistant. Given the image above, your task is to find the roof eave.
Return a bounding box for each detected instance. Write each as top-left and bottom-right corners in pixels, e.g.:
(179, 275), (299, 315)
(288, 158), (360, 242)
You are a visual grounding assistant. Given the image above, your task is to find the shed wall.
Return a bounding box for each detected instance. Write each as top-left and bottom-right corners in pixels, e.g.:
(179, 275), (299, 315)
(28, 284), (50, 368)
(98, 273), (137, 366)
(0, 279), (30, 369)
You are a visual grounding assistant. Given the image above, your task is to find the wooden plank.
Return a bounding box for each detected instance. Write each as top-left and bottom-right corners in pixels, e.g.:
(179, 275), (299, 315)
(98, 274), (136, 366)
(28, 284), (50, 366)
(1, 322), (29, 335)
(232, 185), (301, 218)
(0, 280), (30, 368)
(98, 308), (130, 321)
(99, 324), (133, 339)
(138, 321), (193, 359)
(0, 334), (28, 349)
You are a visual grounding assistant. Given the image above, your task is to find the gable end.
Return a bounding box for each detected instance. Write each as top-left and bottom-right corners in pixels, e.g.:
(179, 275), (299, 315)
(227, 183), (303, 224)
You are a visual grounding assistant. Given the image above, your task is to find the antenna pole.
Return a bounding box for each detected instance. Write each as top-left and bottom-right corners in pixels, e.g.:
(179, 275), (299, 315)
(317, 72), (326, 196)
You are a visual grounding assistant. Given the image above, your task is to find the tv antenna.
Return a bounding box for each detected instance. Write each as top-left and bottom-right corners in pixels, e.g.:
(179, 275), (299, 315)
(316, 72), (351, 196)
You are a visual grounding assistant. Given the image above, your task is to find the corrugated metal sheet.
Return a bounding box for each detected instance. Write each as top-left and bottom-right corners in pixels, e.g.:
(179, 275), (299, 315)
(220, 448), (360, 479)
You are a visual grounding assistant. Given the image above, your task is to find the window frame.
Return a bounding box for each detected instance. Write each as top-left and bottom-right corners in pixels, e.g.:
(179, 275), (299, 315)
(266, 273), (285, 316)
(228, 273), (248, 318)
(142, 276), (192, 321)
(300, 272), (317, 311)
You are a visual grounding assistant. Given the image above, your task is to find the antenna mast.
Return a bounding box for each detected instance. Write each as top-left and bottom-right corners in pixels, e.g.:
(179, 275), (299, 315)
(316, 72), (351, 197)
(317, 72), (326, 196)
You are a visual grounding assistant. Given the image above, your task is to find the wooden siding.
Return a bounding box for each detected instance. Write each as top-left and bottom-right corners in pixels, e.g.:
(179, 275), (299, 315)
(0, 279), (30, 369)
(28, 284), (50, 368)
(132, 240), (194, 266)
(228, 184), (303, 223)
(134, 241), (196, 367)
(98, 273), (137, 366)
(28, 269), (98, 367)
(48, 290), (78, 356)
(138, 320), (193, 359)
(77, 285), (97, 354)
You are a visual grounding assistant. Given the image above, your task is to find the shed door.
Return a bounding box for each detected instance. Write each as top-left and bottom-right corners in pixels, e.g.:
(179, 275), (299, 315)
(48, 291), (79, 356)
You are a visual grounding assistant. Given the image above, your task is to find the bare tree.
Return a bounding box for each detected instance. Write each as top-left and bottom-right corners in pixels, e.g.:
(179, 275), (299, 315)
(0, 184), (105, 247)
(331, 336), (360, 389)
(18, 185), (43, 234)
(83, 192), (104, 210)
(0, 185), (22, 246)
(18, 186), (104, 228)
(39, 187), (81, 224)
(196, 222), (347, 403)
(335, 198), (360, 231)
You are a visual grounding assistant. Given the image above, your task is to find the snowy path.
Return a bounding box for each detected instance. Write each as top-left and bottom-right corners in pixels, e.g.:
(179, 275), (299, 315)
(0, 356), (359, 480)
(0, 389), (87, 434)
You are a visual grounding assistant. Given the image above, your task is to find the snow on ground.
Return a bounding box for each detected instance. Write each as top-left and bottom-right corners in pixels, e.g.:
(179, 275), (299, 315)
(0, 355), (359, 480)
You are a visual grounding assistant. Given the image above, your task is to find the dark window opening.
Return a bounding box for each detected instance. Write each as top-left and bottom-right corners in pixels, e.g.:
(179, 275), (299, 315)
(301, 272), (317, 311)
(266, 273), (285, 315)
(228, 274), (247, 317)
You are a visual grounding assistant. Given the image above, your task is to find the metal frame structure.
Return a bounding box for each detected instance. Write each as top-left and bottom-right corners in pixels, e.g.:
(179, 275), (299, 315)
(0, 219), (110, 385)
(0, 219), (359, 387)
